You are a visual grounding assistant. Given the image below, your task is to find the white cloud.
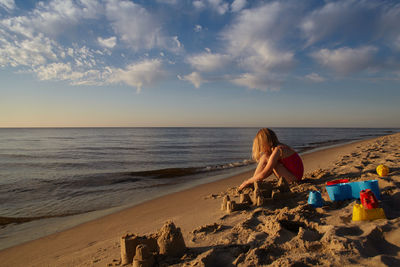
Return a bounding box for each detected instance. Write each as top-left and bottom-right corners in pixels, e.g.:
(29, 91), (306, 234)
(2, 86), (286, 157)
(0, 0), (103, 41)
(107, 59), (165, 93)
(193, 0), (205, 10)
(220, 1), (297, 90)
(232, 73), (281, 91)
(395, 35), (400, 51)
(171, 36), (182, 50)
(305, 72), (325, 83)
(208, 0), (229, 15)
(105, 0), (181, 52)
(97, 36), (117, 49)
(33, 56), (168, 89)
(379, 3), (400, 50)
(0, 0), (15, 11)
(300, 0), (394, 47)
(32, 0), (101, 36)
(105, 0), (159, 51)
(194, 25), (202, 32)
(311, 46), (378, 74)
(222, 2), (291, 54)
(0, 34), (59, 67)
(187, 52), (231, 72)
(34, 62), (106, 86)
(193, 0), (229, 15)
(3, 0), (398, 93)
(231, 0), (246, 12)
(0, 0), (178, 91)
(36, 62), (73, 80)
(1, 16), (34, 38)
(178, 72), (205, 88)
(239, 42), (294, 72)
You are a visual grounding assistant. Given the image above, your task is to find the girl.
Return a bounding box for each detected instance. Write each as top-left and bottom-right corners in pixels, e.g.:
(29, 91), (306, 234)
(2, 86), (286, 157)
(239, 128), (304, 190)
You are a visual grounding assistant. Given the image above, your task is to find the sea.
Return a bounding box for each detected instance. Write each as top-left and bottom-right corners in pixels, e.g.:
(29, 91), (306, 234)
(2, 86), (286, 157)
(0, 127), (398, 249)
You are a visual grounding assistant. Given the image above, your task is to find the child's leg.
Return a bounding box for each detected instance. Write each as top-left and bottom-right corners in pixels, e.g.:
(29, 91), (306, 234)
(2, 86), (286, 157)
(272, 163), (297, 184)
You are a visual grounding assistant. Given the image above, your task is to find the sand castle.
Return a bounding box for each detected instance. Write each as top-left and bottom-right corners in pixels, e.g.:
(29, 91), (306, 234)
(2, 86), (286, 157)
(221, 178), (292, 213)
(132, 244), (154, 267)
(120, 221), (186, 266)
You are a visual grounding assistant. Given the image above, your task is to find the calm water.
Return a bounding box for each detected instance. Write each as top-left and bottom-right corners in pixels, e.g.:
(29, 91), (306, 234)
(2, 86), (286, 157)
(0, 127), (398, 220)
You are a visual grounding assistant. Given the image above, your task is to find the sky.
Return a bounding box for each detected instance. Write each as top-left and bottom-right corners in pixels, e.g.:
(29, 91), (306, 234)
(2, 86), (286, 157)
(0, 0), (399, 127)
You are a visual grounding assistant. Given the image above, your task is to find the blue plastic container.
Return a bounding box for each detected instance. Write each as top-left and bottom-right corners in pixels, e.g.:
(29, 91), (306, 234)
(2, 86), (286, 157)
(356, 180), (381, 200)
(326, 183), (352, 201)
(308, 190), (324, 207)
(326, 180), (380, 202)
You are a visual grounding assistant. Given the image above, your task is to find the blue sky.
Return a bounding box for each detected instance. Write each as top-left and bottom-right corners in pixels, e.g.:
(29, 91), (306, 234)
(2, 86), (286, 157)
(1, 0), (399, 127)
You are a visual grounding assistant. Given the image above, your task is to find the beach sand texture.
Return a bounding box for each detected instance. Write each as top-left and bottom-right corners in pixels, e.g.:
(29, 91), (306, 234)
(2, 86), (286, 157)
(0, 133), (399, 266)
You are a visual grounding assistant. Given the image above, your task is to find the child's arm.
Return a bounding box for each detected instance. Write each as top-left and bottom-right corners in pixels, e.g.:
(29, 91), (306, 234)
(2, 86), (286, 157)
(252, 153), (267, 177)
(239, 148), (280, 190)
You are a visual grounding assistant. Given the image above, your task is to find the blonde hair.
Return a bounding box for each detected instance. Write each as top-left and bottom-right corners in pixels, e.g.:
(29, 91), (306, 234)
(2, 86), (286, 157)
(252, 128), (280, 162)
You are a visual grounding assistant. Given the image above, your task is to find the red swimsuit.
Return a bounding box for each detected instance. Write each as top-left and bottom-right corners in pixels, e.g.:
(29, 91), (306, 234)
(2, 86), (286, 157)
(279, 152), (304, 182)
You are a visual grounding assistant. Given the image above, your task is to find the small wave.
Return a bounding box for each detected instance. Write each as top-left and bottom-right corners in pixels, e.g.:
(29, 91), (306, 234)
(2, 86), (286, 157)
(0, 212), (84, 226)
(0, 153), (39, 159)
(308, 138), (353, 146)
(203, 159), (254, 172)
(128, 167), (202, 179)
(73, 146), (142, 151)
(50, 159), (255, 188)
(126, 159), (254, 179)
(47, 137), (76, 140)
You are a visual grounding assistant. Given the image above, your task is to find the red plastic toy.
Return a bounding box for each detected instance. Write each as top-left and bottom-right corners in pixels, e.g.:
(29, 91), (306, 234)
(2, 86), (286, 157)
(360, 189), (379, 209)
(326, 179), (349, 186)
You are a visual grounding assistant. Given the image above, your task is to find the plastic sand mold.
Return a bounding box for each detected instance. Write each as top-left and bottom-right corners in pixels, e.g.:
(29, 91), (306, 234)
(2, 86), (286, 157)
(308, 191), (324, 207)
(352, 204), (386, 221)
(326, 179), (349, 186)
(326, 180), (381, 202)
(360, 189), (379, 209)
(376, 164), (389, 177)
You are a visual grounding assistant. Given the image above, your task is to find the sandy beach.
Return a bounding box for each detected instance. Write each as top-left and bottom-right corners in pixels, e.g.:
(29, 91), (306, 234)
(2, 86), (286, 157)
(0, 133), (399, 266)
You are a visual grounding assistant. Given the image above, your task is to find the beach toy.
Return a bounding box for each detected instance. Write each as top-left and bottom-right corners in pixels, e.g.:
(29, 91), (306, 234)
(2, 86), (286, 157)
(352, 204), (386, 221)
(326, 179), (349, 186)
(355, 180), (381, 200)
(376, 164), (389, 177)
(326, 180), (381, 201)
(360, 189), (378, 209)
(325, 182), (352, 201)
(308, 190), (324, 207)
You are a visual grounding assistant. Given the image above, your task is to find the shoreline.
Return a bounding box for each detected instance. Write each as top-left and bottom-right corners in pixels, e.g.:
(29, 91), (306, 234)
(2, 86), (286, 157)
(1, 133), (399, 266)
(0, 133), (394, 251)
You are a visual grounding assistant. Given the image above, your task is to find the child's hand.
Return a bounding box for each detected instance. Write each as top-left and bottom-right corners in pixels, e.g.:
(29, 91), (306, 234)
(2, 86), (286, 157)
(239, 179), (251, 191)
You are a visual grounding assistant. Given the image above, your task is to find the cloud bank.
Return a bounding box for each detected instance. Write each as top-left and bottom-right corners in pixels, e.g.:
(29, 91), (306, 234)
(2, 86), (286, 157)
(0, 0), (400, 92)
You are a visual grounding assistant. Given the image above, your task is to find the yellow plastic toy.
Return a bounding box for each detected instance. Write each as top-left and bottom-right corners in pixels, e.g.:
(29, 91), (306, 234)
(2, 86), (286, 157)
(352, 204), (386, 221)
(376, 164), (389, 177)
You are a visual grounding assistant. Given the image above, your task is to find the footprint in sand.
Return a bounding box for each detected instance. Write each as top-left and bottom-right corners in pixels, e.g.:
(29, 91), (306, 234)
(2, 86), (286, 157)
(335, 226), (363, 237)
(191, 223), (230, 242)
(361, 159), (371, 166)
(354, 225), (400, 258)
(369, 153), (380, 159)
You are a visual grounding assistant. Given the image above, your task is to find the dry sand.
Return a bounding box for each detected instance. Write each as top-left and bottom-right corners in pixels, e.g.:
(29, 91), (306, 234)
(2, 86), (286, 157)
(0, 133), (399, 266)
